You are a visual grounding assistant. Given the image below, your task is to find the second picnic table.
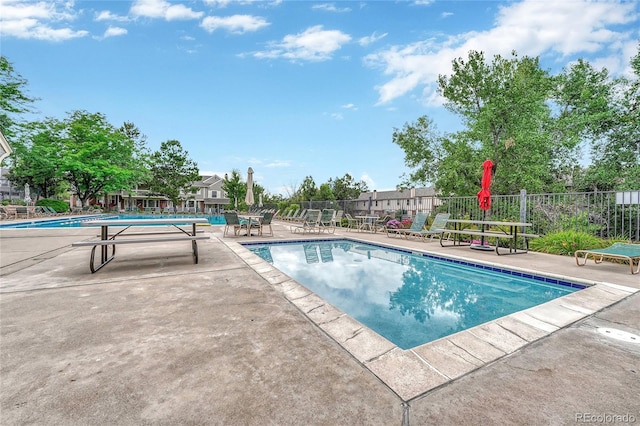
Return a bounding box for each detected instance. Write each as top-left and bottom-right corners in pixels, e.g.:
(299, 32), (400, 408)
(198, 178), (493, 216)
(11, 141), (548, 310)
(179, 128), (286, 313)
(440, 219), (538, 255)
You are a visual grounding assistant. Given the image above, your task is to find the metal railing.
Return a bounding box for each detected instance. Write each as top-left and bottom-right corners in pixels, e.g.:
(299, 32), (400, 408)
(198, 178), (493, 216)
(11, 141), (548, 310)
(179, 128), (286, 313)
(439, 190), (640, 241)
(268, 190), (640, 240)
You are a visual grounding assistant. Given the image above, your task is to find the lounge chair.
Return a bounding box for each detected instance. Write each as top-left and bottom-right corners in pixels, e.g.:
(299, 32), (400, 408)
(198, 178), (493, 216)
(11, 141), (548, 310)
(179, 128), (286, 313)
(411, 213), (451, 241)
(291, 209), (307, 223)
(319, 209), (336, 233)
(386, 212), (429, 239)
(290, 209), (321, 234)
(223, 212), (246, 237)
(331, 210), (344, 228)
(575, 242), (640, 274)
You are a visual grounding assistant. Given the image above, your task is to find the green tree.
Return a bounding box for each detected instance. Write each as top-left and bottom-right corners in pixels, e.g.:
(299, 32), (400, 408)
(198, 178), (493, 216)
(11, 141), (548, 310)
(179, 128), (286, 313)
(391, 116), (451, 192)
(328, 173), (368, 200)
(222, 169), (245, 210)
(59, 111), (145, 206)
(148, 140), (200, 207)
(297, 176), (317, 202)
(315, 183), (335, 201)
(6, 121), (64, 199)
(438, 50), (559, 195)
(574, 45), (640, 190)
(394, 50), (625, 196)
(0, 56), (37, 142)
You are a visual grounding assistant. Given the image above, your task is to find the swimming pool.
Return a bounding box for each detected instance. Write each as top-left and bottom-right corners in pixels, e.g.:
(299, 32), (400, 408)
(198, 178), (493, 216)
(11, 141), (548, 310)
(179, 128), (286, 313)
(246, 239), (585, 350)
(0, 214), (226, 228)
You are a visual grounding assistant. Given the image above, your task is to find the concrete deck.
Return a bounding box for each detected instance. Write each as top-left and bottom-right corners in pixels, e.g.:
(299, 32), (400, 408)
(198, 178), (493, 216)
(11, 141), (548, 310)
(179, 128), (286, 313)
(1, 220), (638, 425)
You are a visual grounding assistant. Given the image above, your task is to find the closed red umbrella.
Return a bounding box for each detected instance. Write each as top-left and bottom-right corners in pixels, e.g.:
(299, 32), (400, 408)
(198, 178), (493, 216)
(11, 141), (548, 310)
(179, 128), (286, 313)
(477, 159), (494, 211)
(473, 159), (494, 250)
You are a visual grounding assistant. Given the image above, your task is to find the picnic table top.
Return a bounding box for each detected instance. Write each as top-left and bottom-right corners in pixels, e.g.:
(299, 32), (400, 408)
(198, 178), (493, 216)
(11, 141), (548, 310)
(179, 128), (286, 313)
(81, 218), (209, 227)
(445, 219), (532, 227)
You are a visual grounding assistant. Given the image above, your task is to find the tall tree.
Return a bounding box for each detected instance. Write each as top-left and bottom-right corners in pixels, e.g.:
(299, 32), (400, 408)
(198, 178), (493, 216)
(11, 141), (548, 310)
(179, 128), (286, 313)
(328, 173), (368, 200)
(222, 169), (245, 210)
(393, 50), (626, 197)
(148, 140), (200, 207)
(574, 45), (640, 190)
(315, 183), (335, 201)
(59, 110), (145, 206)
(438, 50), (559, 195)
(297, 176), (317, 202)
(0, 56), (37, 142)
(6, 120), (64, 199)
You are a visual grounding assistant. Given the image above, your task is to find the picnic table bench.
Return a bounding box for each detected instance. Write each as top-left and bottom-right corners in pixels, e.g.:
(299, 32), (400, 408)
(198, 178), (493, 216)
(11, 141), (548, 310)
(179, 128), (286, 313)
(72, 218), (210, 273)
(440, 219), (539, 255)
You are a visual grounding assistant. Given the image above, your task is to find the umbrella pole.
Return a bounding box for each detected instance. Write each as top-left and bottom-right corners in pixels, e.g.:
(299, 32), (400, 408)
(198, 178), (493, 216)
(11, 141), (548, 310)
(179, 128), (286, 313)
(481, 209), (487, 246)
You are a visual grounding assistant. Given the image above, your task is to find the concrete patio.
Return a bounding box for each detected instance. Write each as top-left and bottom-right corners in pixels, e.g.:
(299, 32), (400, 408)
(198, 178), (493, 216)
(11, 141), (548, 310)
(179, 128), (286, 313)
(1, 220), (638, 425)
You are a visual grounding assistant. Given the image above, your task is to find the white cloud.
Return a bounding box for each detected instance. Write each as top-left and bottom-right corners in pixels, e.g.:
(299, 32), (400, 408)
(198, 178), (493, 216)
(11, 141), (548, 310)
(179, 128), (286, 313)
(311, 3), (351, 13)
(103, 26), (127, 38)
(341, 103), (356, 110)
(0, 0), (88, 41)
(365, 0), (639, 105)
(95, 10), (130, 22)
(264, 160), (290, 168)
(254, 25), (351, 62)
(360, 173), (376, 190)
(130, 0), (203, 21)
(200, 14), (269, 34)
(358, 31), (387, 47)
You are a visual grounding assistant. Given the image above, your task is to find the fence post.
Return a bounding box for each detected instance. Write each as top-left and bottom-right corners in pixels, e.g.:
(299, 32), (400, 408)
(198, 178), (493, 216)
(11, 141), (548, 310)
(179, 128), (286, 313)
(520, 189), (527, 224)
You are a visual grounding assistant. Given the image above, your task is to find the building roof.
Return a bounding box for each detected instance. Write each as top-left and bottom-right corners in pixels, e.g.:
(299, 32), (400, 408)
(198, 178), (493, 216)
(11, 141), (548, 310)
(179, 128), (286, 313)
(356, 187), (437, 201)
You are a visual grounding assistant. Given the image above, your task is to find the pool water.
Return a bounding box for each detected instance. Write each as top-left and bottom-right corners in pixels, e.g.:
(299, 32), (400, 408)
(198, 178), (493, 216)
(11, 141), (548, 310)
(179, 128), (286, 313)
(0, 214), (226, 228)
(246, 239), (584, 350)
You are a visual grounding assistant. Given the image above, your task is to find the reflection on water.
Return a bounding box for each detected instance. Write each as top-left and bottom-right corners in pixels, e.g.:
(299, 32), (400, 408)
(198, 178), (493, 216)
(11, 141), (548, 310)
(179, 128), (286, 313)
(248, 240), (578, 349)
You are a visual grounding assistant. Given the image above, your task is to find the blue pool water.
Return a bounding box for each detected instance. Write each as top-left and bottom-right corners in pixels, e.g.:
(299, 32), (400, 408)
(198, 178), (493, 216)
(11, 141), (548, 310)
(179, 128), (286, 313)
(246, 239), (585, 350)
(0, 214), (226, 228)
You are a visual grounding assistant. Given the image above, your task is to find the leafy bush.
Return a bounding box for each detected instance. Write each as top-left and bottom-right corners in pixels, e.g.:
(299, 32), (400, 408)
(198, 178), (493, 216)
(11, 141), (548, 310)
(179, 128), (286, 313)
(36, 198), (69, 213)
(529, 231), (608, 256)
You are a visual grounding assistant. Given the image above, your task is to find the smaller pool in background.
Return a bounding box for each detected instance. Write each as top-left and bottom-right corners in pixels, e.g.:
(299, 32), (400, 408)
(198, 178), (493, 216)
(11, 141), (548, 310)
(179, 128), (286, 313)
(0, 214), (226, 229)
(246, 239), (586, 350)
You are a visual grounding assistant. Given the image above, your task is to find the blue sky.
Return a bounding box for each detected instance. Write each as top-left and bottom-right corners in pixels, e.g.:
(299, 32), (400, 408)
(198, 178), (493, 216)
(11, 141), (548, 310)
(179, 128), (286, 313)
(1, 0), (639, 196)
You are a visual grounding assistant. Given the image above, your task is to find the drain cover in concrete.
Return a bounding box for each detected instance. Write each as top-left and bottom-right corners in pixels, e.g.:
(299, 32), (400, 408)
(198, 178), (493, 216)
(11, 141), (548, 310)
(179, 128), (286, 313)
(597, 327), (639, 343)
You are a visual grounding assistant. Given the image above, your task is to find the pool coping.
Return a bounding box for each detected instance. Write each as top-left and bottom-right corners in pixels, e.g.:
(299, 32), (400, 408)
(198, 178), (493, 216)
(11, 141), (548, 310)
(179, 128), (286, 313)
(221, 236), (638, 402)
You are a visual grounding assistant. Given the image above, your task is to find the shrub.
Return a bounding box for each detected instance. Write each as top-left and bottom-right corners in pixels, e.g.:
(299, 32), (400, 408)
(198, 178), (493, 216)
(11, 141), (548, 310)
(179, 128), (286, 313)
(529, 231), (607, 256)
(36, 198), (69, 213)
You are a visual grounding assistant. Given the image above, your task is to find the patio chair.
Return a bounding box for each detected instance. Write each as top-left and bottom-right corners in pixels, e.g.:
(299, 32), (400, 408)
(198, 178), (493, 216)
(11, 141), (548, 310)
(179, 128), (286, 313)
(358, 215), (379, 232)
(290, 209), (321, 234)
(257, 212), (274, 236)
(343, 213), (358, 232)
(375, 215), (393, 233)
(223, 212), (246, 237)
(575, 242), (640, 274)
(15, 206), (30, 219)
(386, 212), (429, 239)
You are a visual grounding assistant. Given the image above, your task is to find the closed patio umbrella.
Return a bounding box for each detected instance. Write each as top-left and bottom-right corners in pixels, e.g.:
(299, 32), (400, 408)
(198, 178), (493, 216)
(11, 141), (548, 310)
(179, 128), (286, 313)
(472, 159), (494, 250)
(477, 159), (494, 211)
(245, 167), (255, 209)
